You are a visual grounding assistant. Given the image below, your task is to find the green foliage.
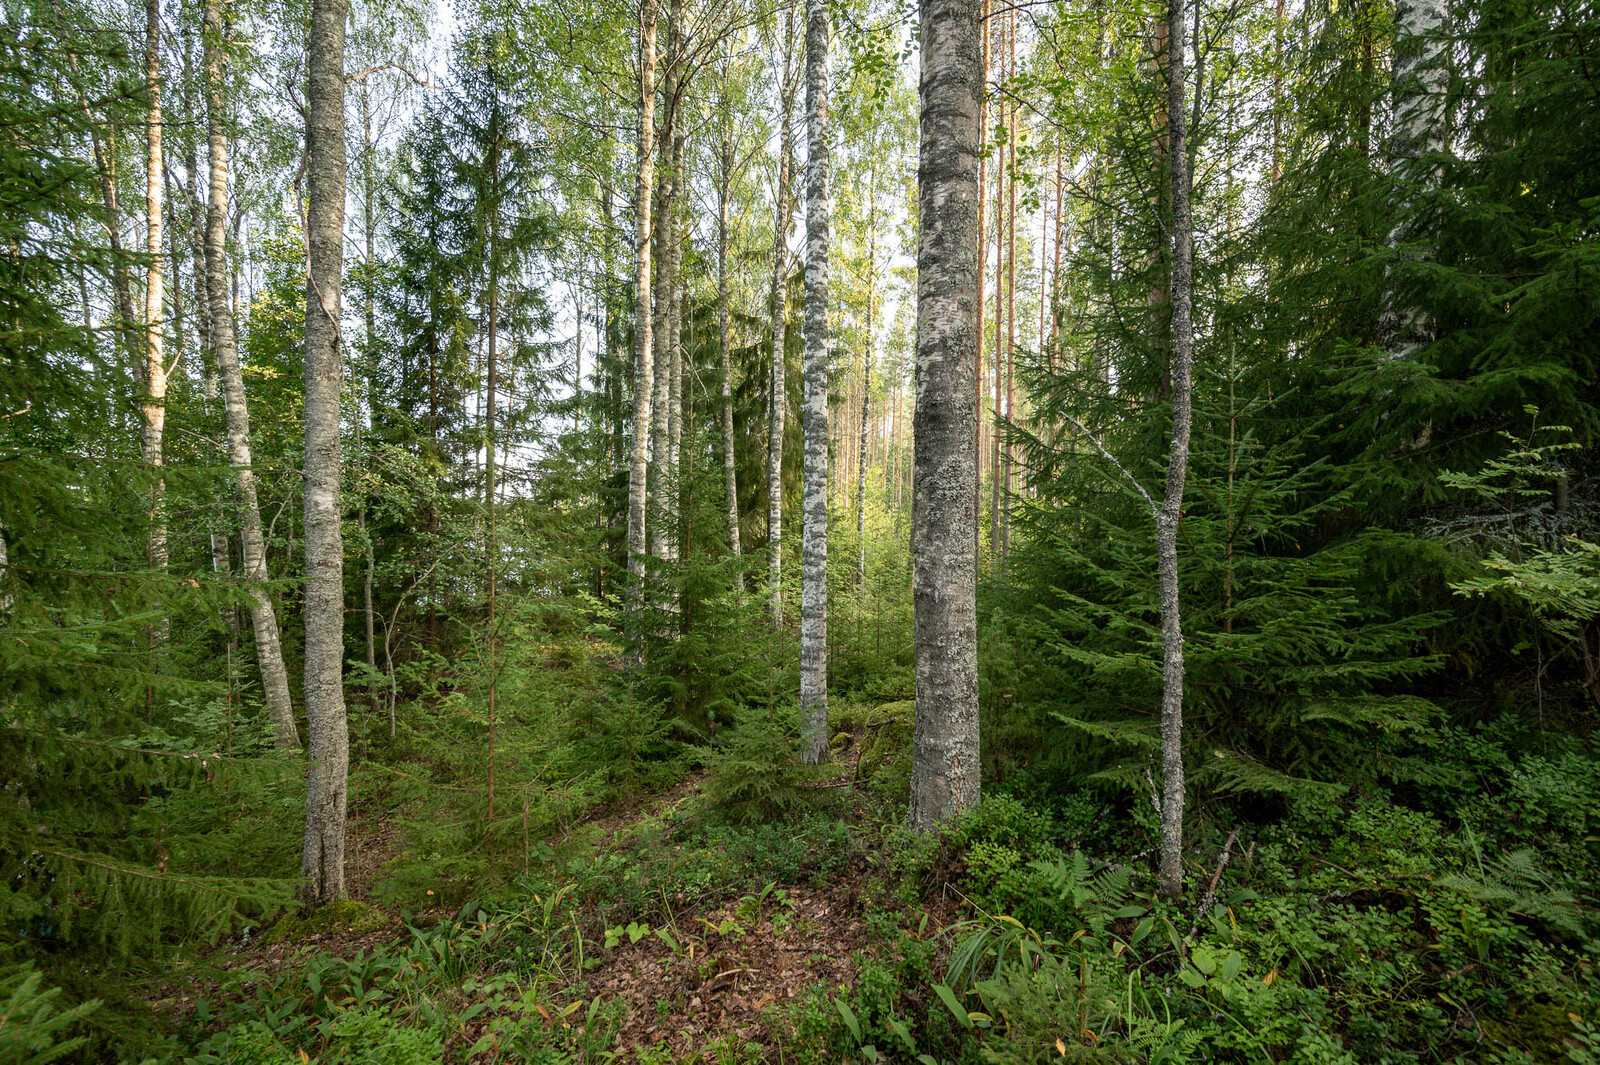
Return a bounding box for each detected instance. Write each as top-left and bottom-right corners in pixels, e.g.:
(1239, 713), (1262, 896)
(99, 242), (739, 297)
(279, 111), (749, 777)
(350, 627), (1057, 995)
(0, 966), (100, 1065)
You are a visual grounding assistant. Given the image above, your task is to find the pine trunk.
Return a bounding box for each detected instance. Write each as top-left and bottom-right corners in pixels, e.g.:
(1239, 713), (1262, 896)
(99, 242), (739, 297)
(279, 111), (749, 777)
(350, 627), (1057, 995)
(300, 0), (350, 904)
(909, 0), (982, 832)
(799, 0), (832, 765)
(203, 0), (298, 750)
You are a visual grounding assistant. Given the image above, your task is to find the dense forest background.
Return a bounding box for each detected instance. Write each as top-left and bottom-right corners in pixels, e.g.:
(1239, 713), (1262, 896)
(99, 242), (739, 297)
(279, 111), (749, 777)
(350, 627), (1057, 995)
(2, 0), (1598, 1060)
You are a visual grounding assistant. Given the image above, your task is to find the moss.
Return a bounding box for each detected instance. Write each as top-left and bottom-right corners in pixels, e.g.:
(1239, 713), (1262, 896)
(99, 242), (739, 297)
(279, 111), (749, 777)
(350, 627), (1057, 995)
(262, 898), (389, 945)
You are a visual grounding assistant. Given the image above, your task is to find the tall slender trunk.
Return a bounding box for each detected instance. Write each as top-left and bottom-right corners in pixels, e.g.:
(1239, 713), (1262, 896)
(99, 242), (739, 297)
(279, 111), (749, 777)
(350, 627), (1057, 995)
(141, 0), (168, 596)
(799, 0), (831, 765)
(1156, 0), (1194, 901)
(665, 124), (686, 564)
(974, 0), (990, 557)
(989, 24), (1005, 562)
(486, 144), (501, 834)
(857, 190), (875, 589)
(649, 0), (682, 565)
(627, 0), (659, 603)
(203, 0), (297, 749)
(717, 106), (741, 557)
(909, 0), (982, 832)
(301, 0), (350, 904)
(768, 11), (799, 627)
(1001, 17), (1016, 566)
(361, 78), (379, 719)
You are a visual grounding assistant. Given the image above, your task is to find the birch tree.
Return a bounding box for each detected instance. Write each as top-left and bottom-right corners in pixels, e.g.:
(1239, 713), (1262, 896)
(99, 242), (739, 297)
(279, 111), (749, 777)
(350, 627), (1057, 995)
(140, 0), (168, 597)
(203, 0), (298, 749)
(301, 0), (350, 903)
(1155, 0), (1194, 901)
(909, 0), (982, 832)
(716, 67), (741, 557)
(798, 0), (831, 764)
(1381, 0), (1450, 359)
(767, 10), (799, 627)
(627, 0), (658, 600)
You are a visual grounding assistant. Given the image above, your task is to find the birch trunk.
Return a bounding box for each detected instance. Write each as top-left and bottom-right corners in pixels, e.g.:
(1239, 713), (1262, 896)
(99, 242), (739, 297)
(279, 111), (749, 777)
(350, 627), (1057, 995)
(627, 0), (658, 600)
(909, 0), (982, 832)
(141, 0), (168, 592)
(768, 12), (799, 627)
(798, 0), (832, 765)
(717, 113), (741, 557)
(1156, 0), (1194, 901)
(856, 193), (875, 589)
(300, 0), (350, 903)
(203, 0), (297, 749)
(1381, 0), (1449, 359)
(665, 126), (686, 563)
(649, 0), (681, 564)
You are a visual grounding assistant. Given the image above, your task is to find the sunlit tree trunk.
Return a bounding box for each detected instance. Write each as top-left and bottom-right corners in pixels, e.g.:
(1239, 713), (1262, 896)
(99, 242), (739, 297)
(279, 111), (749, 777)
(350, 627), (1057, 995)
(1156, 0), (1194, 901)
(910, 0), (982, 832)
(767, 11), (799, 628)
(141, 0), (168, 603)
(203, 0), (297, 749)
(627, 0), (658, 601)
(300, 0), (350, 904)
(799, 0), (832, 765)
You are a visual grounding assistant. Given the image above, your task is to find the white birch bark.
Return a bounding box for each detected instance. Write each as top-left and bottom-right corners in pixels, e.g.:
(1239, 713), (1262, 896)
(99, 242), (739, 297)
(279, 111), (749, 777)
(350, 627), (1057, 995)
(204, 0), (297, 748)
(1381, 0), (1450, 359)
(627, 0), (658, 599)
(768, 13), (799, 627)
(909, 0), (982, 831)
(799, 0), (832, 764)
(1156, 0), (1194, 901)
(300, 0), (350, 903)
(140, 0), (168, 594)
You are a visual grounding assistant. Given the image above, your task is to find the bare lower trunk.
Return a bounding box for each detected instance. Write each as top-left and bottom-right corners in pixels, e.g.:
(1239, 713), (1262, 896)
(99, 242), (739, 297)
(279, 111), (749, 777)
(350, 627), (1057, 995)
(1156, 0), (1194, 901)
(626, 2), (658, 602)
(649, 0), (680, 565)
(799, 0), (832, 765)
(910, 0), (982, 832)
(203, 0), (297, 749)
(141, 0), (168, 596)
(717, 117), (741, 557)
(768, 11), (799, 627)
(301, 0), (349, 904)
(665, 125), (686, 564)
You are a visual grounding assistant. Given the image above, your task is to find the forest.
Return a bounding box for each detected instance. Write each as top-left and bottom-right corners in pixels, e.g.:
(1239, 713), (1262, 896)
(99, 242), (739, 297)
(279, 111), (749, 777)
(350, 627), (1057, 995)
(2, 0), (1598, 1060)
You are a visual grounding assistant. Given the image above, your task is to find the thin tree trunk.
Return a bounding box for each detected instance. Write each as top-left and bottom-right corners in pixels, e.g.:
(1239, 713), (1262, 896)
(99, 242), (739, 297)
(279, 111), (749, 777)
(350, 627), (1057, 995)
(627, 0), (659, 605)
(799, 0), (831, 765)
(1002, 18), (1016, 566)
(989, 27), (1004, 562)
(1156, 0), (1194, 901)
(361, 78), (379, 719)
(486, 151), (500, 834)
(909, 0), (982, 832)
(856, 193), (874, 590)
(974, 0), (989, 559)
(665, 125), (686, 564)
(141, 0), (168, 595)
(768, 11), (799, 627)
(717, 103), (741, 557)
(301, 0), (350, 904)
(203, 0), (297, 749)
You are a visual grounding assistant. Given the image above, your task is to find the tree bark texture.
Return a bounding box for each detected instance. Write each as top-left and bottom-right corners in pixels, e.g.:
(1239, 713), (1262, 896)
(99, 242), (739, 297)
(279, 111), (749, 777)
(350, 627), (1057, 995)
(300, 0), (350, 904)
(909, 0), (982, 833)
(1381, 0), (1450, 359)
(799, 0), (832, 765)
(203, 0), (298, 749)
(1156, 0), (1194, 901)
(141, 0), (168, 589)
(627, 0), (658, 599)
(768, 13), (799, 628)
